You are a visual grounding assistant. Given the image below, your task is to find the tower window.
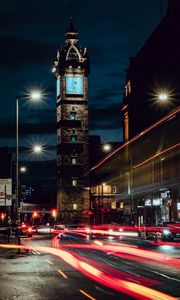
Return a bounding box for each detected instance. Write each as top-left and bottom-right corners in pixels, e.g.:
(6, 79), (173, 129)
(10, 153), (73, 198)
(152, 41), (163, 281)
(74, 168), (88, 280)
(70, 111), (76, 120)
(73, 203), (78, 209)
(72, 179), (77, 187)
(71, 135), (77, 143)
(72, 158), (77, 164)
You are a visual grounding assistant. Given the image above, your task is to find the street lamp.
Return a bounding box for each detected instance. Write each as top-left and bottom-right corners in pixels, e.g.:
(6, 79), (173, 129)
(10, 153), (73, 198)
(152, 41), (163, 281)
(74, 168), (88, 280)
(102, 143), (112, 152)
(158, 92), (168, 102)
(19, 166), (27, 173)
(33, 144), (43, 154)
(15, 90), (42, 225)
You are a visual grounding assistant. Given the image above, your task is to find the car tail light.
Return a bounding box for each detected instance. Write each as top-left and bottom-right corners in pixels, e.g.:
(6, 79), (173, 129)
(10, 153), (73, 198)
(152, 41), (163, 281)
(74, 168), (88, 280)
(28, 227), (32, 233)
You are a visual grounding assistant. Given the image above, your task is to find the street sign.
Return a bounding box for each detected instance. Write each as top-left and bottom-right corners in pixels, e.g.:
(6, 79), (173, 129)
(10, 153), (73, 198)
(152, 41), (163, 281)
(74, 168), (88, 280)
(0, 199), (12, 206)
(6, 194), (16, 200)
(0, 178), (12, 206)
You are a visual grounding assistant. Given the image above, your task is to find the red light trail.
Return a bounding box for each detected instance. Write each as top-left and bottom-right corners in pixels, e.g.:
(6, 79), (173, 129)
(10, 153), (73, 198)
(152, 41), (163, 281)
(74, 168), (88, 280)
(91, 106), (180, 171)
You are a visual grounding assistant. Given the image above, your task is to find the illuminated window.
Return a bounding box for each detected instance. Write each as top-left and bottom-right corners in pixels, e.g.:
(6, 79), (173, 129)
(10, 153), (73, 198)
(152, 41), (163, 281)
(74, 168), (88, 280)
(72, 158), (77, 164)
(124, 111), (129, 141)
(91, 187), (96, 194)
(125, 80), (132, 97)
(72, 179), (77, 186)
(70, 111), (76, 120)
(120, 202), (124, 209)
(112, 186), (116, 193)
(73, 203), (77, 210)
(71, 135), (77, 143)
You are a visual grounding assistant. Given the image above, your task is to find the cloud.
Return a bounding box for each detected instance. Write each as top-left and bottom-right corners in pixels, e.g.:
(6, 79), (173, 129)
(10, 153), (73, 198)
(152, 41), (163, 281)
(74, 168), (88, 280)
(88, 45), (107, 64)
(0, 36), (56, 68)
(90, 85), (123, 105)
(0, 120), (56, 138)
(89, 101), (123, 130)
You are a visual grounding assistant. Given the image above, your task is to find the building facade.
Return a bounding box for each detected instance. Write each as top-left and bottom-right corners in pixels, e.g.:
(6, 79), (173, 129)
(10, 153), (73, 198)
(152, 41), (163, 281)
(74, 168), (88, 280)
(53, 19), (90, 223)
(0, 147), (12, 223)
(122, 0), (180, 141)
(90, 108), (180, 225)
(90, 1), (180, 225)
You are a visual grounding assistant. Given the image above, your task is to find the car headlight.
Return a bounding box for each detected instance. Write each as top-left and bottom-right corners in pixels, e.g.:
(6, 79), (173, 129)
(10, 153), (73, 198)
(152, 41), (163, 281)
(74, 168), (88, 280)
(86, 228), (91, 234)
(163, 229), (171, 235)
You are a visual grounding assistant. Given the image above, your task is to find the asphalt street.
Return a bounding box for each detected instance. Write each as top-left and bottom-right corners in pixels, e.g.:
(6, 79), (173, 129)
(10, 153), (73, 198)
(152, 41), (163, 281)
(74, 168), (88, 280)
(0, 232), (180, 300)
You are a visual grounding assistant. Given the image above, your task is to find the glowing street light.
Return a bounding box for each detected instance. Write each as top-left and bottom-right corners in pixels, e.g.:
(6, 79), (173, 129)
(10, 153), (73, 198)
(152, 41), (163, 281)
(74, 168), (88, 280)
(20, 166), (27, 173)
(33, 144), (43, 154)
(30, 90), (42, 101)
(103, 143), (112, 152)
(158, 93), (168, 102)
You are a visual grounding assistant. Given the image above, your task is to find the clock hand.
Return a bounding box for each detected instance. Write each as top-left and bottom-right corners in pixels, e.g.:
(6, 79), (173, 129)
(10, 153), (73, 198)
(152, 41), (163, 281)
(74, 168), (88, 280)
(74, 80), (77, 93)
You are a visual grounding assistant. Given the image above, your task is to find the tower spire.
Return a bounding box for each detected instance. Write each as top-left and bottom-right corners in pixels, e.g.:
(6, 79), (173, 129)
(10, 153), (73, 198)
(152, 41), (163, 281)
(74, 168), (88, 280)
(65, 13), (78, 44)
(67, 5), (75, 32)
(67, 16), (77, 34)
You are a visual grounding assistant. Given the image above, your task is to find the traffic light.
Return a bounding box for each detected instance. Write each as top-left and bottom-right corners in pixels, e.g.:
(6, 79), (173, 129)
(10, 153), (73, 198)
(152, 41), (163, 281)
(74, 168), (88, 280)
(0, 212), (6, 220)
(32, 211), (38, 218)
(51, 209), (57, 219)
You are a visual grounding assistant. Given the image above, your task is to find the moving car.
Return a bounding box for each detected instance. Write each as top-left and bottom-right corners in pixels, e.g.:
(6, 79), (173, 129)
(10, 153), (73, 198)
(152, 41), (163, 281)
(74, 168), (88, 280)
(14, 223), (33, 238)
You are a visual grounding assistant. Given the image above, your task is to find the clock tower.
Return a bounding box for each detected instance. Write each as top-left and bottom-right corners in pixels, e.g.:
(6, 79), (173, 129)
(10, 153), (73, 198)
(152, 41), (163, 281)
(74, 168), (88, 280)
(53, 18), (90, 223)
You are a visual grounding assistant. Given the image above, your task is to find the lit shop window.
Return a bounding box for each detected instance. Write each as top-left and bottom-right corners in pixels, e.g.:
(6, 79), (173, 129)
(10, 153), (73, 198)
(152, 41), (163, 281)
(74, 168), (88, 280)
(91, 187), (96, 194)
(112, 185), (116, 193)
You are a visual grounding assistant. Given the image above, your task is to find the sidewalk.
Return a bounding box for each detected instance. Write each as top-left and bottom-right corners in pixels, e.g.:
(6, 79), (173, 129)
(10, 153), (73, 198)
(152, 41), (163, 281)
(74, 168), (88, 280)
(0, 233), (33, 257)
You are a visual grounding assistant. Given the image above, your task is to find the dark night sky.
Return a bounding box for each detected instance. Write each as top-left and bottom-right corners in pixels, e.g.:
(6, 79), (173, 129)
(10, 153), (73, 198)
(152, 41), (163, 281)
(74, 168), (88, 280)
(0, 0), (168, 189)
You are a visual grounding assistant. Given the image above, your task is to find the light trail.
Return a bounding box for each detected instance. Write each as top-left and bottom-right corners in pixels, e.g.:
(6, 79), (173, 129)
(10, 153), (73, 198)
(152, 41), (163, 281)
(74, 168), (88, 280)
(133, 142), (180, 169)
(91, 106), (180, 171)
(0, 242), (179, 300)
(54, 241), (180, 268)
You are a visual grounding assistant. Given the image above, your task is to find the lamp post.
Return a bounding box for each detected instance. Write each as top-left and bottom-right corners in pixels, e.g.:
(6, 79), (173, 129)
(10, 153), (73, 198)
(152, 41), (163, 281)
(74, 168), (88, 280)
(15, 91), (42, 225)
(16, 96), (19, 225)
(19, 166), (27, 223)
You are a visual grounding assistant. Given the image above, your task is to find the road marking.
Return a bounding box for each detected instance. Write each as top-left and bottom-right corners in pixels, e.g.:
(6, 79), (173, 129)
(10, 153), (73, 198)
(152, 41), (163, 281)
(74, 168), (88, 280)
(147, 269), (180, 283)
(57, 269), (68, 279)
(95, 285), (114, 295)
(21, 239), (40, 255)
(20, 240), (32, 254)
(132, 264), (180, 283)
(79, 289), (96, 300)
(46, 260), (54, 265)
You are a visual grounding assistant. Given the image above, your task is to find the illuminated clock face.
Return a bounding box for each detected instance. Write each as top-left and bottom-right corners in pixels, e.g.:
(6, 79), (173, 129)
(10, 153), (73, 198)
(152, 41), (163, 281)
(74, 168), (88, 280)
(66, 76), (83, 95)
